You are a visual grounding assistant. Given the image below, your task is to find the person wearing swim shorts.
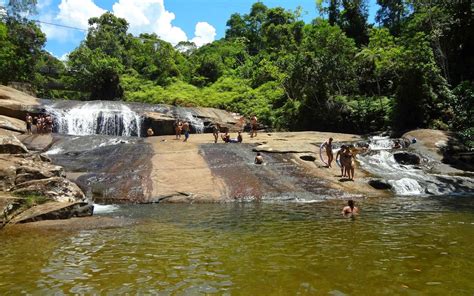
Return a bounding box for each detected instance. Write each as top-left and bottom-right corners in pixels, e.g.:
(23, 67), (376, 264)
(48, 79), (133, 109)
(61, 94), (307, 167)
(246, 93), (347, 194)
(182, 121), (190, 142)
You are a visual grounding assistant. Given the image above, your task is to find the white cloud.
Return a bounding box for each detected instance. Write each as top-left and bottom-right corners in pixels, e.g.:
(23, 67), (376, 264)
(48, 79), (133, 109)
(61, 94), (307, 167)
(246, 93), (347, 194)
(191, 22), (217, 47)
(56, 0), (105, 28)
(38, 0), (216, 47)
(112, 0), (188, 45)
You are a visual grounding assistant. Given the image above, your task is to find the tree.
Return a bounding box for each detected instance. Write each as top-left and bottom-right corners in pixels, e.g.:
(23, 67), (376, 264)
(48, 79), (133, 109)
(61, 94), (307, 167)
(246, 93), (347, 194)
(376, 0), (410, 36)
(86, 12), (130, 62)
(68, 45), (124, 100)
(317, 0), (370, 46)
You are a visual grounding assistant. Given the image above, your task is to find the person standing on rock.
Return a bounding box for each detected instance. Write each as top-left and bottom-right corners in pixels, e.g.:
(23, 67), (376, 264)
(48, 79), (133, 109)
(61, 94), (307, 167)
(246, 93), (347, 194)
(182, 121), (190, 142)
(175, 120), (182, 140)
(336, 145), (347, 177)
(342, 145), (355, 180)
(323, 138), (334, 168)
(212, 123), (220, 143)
(25, 113), (33, 135)
(250, 115), (258, 138)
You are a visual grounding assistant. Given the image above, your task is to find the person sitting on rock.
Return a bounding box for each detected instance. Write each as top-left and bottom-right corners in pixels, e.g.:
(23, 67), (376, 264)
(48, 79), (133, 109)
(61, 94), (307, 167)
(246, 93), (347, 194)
(342, 200), (359, 216)
(254, 152), (264, 165)
(147, 127), (154, 137)
(221, 132), (231, 143)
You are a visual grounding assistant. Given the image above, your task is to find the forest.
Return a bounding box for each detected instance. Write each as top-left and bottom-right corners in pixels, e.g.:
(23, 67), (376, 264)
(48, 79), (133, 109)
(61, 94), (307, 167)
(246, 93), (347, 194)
(0, 0), (472, 145)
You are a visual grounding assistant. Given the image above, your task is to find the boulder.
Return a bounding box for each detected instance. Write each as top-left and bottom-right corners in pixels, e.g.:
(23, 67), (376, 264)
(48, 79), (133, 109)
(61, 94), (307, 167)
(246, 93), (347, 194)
(18, 134), (56, 151)
(0, 85), (40, 120)
(0, 135), (28, 154)
(10, 201), (93, 224)
(0, 115), (26, 133)
(12, 177), (85, 203)
(368, 179), (392, 190)
(144, 112), (176, 135)
(394, 152), (421, 165)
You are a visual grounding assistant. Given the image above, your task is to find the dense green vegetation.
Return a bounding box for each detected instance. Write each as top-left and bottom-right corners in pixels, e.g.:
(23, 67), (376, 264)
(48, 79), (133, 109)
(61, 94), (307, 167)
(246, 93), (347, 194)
(0, 0), (472, 144)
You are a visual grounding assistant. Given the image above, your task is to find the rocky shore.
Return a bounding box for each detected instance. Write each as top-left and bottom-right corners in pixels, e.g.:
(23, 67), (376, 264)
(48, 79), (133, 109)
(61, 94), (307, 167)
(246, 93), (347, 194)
(1, 84), (473, 229)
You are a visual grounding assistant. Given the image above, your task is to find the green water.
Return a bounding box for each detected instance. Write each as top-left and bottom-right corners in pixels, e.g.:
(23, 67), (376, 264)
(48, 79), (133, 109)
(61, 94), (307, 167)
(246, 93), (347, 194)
(1, 196), (474, 295)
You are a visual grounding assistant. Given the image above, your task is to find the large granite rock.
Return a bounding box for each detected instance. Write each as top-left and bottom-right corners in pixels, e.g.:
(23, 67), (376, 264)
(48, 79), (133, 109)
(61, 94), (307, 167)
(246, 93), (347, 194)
(10, 201), (93, 224)
(0, 135), (28, 154)
(18, 134), (56, 152)
(0, 154), (64, 191)
(12, 177), (85, 203)
(0, 85), (40, 120)
(0, 115), (26, 133)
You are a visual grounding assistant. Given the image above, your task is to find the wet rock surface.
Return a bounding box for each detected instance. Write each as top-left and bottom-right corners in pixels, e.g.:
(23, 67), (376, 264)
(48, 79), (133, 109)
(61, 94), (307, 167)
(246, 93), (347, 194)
(201, 144), (341, 201)
(393, 152), (421, 165)
(48, 135), (153, 203)
(368, 179), (393, 190)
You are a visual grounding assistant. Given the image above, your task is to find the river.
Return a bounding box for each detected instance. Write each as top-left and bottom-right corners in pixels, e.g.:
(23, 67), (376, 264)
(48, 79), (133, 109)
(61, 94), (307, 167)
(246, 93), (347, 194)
(1, 195), (473, 295)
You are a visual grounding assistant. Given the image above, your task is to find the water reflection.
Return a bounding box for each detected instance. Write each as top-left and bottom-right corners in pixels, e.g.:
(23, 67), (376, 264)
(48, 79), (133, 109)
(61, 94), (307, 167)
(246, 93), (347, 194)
(1, 196), (473, 294)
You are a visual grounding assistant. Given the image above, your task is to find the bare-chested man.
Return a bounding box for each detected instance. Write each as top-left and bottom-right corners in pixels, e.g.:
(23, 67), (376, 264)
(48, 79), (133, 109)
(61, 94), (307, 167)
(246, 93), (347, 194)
(254, 152), (263, 164)
(212, 123), (220, 143)
(25, 113), (33, 135)
(250, 115), (258, 138)
(175, 120), (182, 139)
(182, 121), (190, 142)
(335, 145), (347, 177)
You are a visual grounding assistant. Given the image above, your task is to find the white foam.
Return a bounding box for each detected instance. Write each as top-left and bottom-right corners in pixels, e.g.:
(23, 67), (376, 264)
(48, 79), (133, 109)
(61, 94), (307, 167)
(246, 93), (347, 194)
(93, 204), (119, 214)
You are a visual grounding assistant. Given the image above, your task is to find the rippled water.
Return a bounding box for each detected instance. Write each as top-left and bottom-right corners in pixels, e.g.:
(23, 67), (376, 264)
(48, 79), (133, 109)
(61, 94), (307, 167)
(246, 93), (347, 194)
(1, 196), (474, 295)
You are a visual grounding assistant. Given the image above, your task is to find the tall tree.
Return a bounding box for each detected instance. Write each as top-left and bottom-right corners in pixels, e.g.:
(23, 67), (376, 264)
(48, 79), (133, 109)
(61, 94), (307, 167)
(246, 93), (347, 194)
(376, 0), (410, 36)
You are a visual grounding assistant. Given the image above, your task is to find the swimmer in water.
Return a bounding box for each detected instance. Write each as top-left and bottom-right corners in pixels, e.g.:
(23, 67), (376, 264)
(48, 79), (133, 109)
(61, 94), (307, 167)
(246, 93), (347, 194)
(254, 152), (263, 164)
(342, 200), (359, 216)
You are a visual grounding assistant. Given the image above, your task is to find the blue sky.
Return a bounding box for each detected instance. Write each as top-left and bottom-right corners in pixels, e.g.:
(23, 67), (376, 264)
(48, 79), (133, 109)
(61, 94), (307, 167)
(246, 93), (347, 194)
(2, 0), (378, 59)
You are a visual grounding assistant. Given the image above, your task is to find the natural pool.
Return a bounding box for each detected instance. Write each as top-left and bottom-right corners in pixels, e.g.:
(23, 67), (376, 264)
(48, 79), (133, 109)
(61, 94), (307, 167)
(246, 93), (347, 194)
(1, 195), (473, 295)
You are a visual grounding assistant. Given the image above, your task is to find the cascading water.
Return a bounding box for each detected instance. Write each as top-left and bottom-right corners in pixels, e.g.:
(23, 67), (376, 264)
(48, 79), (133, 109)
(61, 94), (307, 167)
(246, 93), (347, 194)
(175, 108), (204, 133)
(45, 101), (142, 137)
(369, 136), (396, 150)
(357, 148), (474, 196)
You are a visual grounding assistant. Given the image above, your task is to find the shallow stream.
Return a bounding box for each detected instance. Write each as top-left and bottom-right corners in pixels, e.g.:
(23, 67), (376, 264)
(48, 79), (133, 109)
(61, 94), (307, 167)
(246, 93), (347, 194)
(1, 196), (473, 294)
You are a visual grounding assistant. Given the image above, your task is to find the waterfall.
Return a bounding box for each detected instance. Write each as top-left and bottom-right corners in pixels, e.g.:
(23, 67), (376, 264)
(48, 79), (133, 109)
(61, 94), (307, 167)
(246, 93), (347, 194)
(175, 108), (204, 133)
(45, 101), (143, 137)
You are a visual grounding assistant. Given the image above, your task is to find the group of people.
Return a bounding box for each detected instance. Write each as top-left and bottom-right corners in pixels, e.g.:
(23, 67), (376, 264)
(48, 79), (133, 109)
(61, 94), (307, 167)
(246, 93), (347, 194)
(322, 137), (356, 181)
(25, 113), (53, 135)
(173, 120), (191, 142)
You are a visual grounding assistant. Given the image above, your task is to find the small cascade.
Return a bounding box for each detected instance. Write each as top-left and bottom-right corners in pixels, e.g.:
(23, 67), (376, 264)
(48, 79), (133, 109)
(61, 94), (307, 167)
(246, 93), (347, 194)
(368, 136), (395, 150)
(358, 149), (474, 196)
(175, 108), (204, 133)
(45, 101), (142, 137)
